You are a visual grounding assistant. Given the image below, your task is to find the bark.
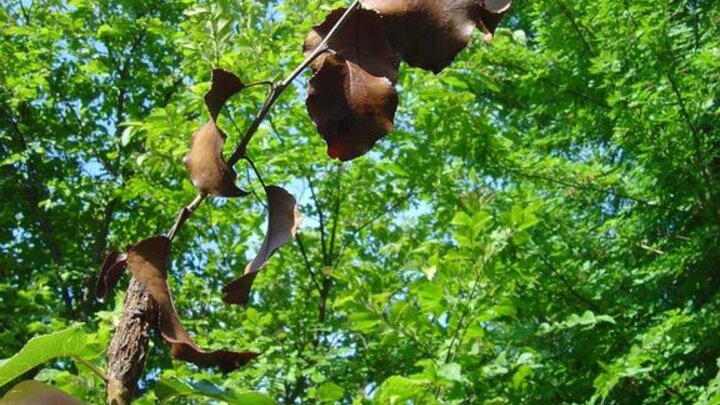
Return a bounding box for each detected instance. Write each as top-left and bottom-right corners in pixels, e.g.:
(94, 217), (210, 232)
(106, 278), (156, 405)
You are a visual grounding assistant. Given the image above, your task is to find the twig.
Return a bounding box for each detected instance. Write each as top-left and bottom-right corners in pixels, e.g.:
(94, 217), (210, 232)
(226, 0), (361, 166)
(244, 155), (267, 189)
(73, 356), (107, 383)
(166, 193), (207, 242)
(296, 233), (323, 293)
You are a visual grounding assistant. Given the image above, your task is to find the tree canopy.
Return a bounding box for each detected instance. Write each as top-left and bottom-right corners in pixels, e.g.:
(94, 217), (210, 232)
(1, 0), (719, 404)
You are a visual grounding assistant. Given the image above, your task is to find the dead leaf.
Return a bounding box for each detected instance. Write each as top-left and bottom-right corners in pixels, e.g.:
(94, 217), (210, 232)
(304, 8), (399, 82)
(96, 251), (127, 299)
(224, 186), (301, 305)
(126, 236), (259, 372)
(183, 121), (249, 197)
(307, 56), (399, 161)
(204, 69), (245, 122)
(360, 0), (512, 73)
(304, 8), (400, 161)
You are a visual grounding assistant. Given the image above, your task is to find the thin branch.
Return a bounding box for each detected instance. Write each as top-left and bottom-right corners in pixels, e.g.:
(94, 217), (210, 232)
(73, 356), (107, 384)
(226, 0), (361, 166)
(166, 193), (207, 242)
(327, 168), (343, 262)
(554, 0), (594, 55)
(497, 162), (684, 213)
(334, 190), (416, 269)
(537, 254), (602, 313)
(244, 155), (267, 190)
(163, 1), (362, 245)
(308, 177), (329, 264)
(296, 233), (322, 293)
(444, 268), (483, 364)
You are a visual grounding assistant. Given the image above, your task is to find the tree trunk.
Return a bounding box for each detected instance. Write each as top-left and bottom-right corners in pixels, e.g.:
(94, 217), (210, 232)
(106, 278), (156, 405)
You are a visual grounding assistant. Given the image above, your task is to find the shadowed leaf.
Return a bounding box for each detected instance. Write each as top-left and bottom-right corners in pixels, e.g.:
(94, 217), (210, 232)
(183, 121), (249, 197)
(204, 69), (245, 122)
(224, 186), (301, 305)
(305, 8), (400, 161)
(360, 0), (512, 73)
(126, 236), (259, 372)
(96, 251), (127, 299)
(1, 381), (85, 405)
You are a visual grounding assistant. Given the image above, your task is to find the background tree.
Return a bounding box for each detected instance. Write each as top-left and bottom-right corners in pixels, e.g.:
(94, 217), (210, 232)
(1, 0), (719, 404)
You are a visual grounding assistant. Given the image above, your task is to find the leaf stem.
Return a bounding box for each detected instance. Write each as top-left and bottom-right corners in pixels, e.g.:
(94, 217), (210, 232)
(73, 356), (107, 384)
(166, 193), (207, 242)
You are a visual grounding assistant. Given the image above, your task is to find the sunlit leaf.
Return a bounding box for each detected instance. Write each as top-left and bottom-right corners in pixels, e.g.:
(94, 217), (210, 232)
(0, 325), (86, 388)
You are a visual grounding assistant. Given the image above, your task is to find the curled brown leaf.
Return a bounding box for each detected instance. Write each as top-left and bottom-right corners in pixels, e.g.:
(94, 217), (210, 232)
(123, 236), (259, 372)
(360, 0), (512, 73)
(96, 251), (127, 299)
(307, 55), (399, 161)
(204, 69), (245, 122)
(183, 121), (249, 197)
(304, 8), (400, 161)
(224, 186), (301, 305)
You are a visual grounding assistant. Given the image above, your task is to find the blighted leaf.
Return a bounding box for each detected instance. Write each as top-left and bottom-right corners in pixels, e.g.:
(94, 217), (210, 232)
(96, 251), (127, 299)
(360, 0), (513, 73)
(224, 186), (301, 305)
(307, 56), (398, 161)
(204, 69), (245, 121)
(304, 8), (399, 82)
(0, 381), (85, 405)
(304, 8), (400, 161)
(126, 236), (259, 372)
(183, 121), (249, 197)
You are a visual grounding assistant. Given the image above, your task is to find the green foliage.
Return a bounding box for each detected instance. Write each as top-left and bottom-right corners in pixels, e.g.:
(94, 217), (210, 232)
(0, 325), (86, 387)
(154, 378), (276, 404)
(1, 0), (719, 404)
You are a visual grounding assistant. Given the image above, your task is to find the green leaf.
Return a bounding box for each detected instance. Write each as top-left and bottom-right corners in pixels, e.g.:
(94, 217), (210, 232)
(0, 324), (86, 388)
(376, 376), (433, 404)
(155, 378), (275, 405)
(317, 382), (344, 402)
(512, 366), (533, 389)
(438, 363), (464, 383)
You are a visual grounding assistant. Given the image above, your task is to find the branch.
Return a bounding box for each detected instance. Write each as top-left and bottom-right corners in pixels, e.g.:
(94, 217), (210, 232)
(296, 233), (322, 293)
(106, 4), (364, 403)
(537, 254), (602, 313)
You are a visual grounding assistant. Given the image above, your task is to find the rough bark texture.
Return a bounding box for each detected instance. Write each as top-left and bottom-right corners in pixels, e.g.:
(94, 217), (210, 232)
(106, 278), (156, 405)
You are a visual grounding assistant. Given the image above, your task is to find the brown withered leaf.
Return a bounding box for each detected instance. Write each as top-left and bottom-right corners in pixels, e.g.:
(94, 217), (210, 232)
(304, 8), (400, 82)
(204, 69), (245, 122)
(96, 251), (127, 299)
(304, 8), (400, 161)
(183, 121), (249, 197)
(127, 236), (259, 372)
(307, 56), (399, 161)
(360, 0), (513, 73)
(224, 186), (301, 305)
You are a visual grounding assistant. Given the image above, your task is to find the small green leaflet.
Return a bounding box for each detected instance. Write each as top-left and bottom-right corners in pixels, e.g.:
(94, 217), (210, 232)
(155, 378), (276, 405)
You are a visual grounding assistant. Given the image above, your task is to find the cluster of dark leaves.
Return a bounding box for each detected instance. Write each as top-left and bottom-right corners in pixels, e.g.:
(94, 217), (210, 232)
(95, 0), (510, 372)
(306, 0), (512, 161)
